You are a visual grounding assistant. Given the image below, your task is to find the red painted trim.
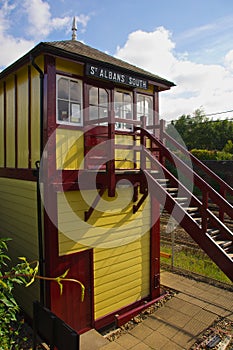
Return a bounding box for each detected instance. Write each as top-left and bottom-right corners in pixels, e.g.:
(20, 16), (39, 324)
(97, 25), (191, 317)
(116, 293), (168, 327)
(0, 168), (36, 181)
(43, 55), (59, 308)
(150, 196), (160, 299)
(14, 74), (18, 168)
(49, 170), (144, 192)
(28, 65), (32, 168)
(43, 186), (59, 308)
(3, 81), (6, 167)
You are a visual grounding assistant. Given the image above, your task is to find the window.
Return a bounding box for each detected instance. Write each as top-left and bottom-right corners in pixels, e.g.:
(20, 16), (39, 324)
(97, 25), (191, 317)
(89, 87), (109, 122)
(114, 90), (133, 130)
(57, 75), (83, 125)
(137, 94), (153, 126)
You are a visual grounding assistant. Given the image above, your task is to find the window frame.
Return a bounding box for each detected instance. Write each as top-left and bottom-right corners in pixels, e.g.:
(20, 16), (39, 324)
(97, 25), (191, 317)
(136, 93), (154, 126)
(114, 89), (133, 131)
(56, 74), (83, 126)
(88, 85), (109, 123)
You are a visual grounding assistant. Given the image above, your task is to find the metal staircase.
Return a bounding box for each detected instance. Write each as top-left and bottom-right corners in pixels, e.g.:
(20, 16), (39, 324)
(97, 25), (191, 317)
(135, 126), (233, 281)
(83, 118), (233, 281)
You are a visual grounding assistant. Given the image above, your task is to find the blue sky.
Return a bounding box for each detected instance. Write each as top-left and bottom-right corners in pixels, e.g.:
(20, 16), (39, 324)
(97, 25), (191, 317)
(1, 0), (233, 120)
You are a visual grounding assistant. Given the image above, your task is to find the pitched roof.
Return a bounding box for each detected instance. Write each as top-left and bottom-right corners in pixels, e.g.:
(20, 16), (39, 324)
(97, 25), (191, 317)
(43, 40), (175, 88)
(0, 39), (175, 88)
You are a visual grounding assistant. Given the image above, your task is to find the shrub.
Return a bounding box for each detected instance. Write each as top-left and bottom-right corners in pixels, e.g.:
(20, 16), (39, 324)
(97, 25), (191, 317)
(191, 149), (233, 160)
(0, 238), (85, 349)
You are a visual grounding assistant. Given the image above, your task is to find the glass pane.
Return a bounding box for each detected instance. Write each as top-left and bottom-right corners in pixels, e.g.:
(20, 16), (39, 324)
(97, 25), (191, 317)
(99, 88), (108, 106)
(89, 105), (98, 120)
(124, 93), (131, 104)
(58, 77), (69, 99)
(70, 103), (81, 123)
(89, 87), (98, 105)
(58, 100), (69, 121)
(99, 106), (107, 118)
(70, 80), (80, 101)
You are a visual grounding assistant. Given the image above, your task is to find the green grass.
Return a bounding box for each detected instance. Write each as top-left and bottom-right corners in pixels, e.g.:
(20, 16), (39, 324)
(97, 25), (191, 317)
(160, 244), (232, 285)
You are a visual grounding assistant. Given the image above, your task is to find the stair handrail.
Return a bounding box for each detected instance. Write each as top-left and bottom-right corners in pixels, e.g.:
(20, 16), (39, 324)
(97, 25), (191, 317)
(135, 127), (233, 221)
(162, 129), (233, 199)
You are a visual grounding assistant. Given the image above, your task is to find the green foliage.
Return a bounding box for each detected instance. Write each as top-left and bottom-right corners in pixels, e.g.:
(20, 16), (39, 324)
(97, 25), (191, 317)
(161, 244), (231, 284)
(191, 149), (233, 160)
(222, 140), (233, 154)
(0, 238), (85, 349)
(190, 149), (217, 160)
(166, 109), (233, 151)
(0, 238), (28, 349)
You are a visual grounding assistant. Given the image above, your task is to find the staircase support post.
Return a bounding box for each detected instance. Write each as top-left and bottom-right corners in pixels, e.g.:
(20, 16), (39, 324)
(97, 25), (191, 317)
(107, 103), (116, 197)
(150, 196), (160, 299)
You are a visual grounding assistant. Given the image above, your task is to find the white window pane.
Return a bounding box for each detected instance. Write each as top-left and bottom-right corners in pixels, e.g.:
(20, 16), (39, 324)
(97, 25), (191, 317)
(58, 100), (69, 121)
(70, 80), (80, 101)
(70, 103), (81, 123)
(58, 78), (69, 99)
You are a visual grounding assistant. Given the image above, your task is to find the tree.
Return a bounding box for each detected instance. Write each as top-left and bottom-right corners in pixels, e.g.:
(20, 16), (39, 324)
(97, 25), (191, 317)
(222, 140), (233, 154)
(166, 109), (233, 151)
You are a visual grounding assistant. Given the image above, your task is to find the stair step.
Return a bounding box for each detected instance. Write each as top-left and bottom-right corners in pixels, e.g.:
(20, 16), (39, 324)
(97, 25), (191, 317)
(156, 179), (169, 183)
(192, 217), (202, 222)
(148, 170), (160, 174)
(176, 197), (188, 202)
(224, 246), (233, 252)
(207, 228), (220, 236)
(167, 188), (178, 192)
(215, 240), (232, 248)
(184, 207), (199, 213)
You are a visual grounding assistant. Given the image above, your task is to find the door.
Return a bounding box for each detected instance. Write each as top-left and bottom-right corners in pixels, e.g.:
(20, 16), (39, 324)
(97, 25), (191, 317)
(50, 249), (93, 333)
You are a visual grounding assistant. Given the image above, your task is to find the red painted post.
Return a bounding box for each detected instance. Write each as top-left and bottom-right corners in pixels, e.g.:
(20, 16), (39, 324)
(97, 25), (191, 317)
(150, 196), (160, 299)
(219, 185), (226, 223)
(140, 116), (147, 194)
(107, 93), (115, 197)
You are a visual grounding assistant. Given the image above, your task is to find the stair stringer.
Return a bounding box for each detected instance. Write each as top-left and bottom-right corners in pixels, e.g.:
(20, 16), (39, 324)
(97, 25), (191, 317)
(144, 170), (233, 282)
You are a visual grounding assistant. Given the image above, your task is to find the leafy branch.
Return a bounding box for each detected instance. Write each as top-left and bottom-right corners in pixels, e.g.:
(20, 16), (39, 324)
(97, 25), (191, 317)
(0, 237), (85, 349)
(1, 257), (85, 301)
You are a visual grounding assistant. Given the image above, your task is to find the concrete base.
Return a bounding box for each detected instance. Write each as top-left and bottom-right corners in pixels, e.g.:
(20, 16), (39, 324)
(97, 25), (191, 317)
(80, 329), (109, 350)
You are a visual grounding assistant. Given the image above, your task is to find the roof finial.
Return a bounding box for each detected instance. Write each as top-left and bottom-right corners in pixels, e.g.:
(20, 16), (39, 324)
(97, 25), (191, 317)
(72, 17), (77, 41)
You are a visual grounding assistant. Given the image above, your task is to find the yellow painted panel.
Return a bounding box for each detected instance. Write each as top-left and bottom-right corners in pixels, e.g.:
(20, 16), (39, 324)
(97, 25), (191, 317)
(6, 76), (15, 167)
(31, 66), (41, 167)
(17, 67), (28, 168)
(56, 58), (84, 76)
(115, 134), (134, 169)
(56, 128), (84, 169)
(58, 188), (150, 253)
(94, 233), (150, 319)
(0, 83), (4, 166)
(0, 178), (39, 317)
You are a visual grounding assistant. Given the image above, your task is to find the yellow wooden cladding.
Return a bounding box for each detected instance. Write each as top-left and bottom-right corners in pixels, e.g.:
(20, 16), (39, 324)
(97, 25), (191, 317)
(57, 188), (150, 319)
(57, 188), (150, 252)
(0, 178), (40, 317)
(6, 76), (15, 167)
(0, 60), (42, 169)
(56, 128), (84, 169)
(30, 66), (41, 167)
(0, 83), (4, 167)
(56, 58), (84, 76)
(17, 67), (29, 168)
(94, 234), (150, 319)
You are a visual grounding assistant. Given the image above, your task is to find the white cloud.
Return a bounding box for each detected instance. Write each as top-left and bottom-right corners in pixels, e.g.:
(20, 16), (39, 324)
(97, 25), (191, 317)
(0, 1), (34, 69)
(22, 0), (90, 39)
(0, 0), (90, 70)
(22, 0), (71, 39)
(115, 27), (233, 121)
